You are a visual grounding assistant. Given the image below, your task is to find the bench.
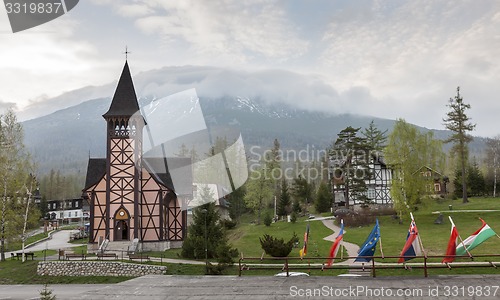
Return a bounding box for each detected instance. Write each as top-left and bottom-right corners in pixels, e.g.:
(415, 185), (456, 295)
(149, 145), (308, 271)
(65, 253), (86, 260)
(97, 252), (118, 260)
(10, 252), (35, 260)
(128, 254), (150, 261)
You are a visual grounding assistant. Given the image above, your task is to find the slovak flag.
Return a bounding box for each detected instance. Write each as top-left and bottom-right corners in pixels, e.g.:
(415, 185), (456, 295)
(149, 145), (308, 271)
(398, 219), (422, 263)
(326, 219), (344, 267)
(442, 221), (459, 263)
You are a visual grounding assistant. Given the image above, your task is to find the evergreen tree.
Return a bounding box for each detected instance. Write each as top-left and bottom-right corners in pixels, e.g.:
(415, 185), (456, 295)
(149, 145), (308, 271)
(276, 178), (291, 218)
(329, 126), (371, 208)
(175, 143), (190, 157)
(228, 186), (246, 222)
(315, 181), (331, 213)
(181, 192), (237, 269)
(443, 87), (476, 203)
(362, 120), (388, 152)
(292, 175), (313, 206)
(468, 158), (485, 197)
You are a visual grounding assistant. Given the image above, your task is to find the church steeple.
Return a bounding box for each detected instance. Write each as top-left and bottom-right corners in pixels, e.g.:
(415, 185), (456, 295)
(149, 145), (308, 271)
(103, 61), (140, 118)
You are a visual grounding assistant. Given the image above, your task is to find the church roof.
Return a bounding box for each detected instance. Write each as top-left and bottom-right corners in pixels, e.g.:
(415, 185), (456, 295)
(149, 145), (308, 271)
(84, 158), (107, 190)
(143, 157), (193, 197)
(103, 61), (140, 118)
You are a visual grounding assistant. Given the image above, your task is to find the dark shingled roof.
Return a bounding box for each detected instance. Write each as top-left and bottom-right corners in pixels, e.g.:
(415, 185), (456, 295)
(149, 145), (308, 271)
(103, 61), (140, 118)
(143, 157), (193, 197)
(84, 158), (106, 190)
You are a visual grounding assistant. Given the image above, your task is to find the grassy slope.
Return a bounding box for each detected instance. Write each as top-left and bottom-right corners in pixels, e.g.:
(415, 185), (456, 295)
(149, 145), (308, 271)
(228, 198), (500, 263)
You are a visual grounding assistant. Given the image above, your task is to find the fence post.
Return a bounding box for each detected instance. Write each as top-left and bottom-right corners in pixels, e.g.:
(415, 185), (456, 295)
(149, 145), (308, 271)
(238, 259), (242, 277)
(371, 257), (376, 278)
(286, 258), (289, 277)
(424, 256), (428, 278)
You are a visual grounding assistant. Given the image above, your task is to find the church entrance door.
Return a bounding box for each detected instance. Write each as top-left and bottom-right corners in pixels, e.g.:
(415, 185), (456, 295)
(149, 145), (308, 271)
(115, 220), (129, 241)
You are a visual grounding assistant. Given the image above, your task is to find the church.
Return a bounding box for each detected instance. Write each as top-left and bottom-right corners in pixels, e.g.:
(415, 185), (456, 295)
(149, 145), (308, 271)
(83, 60), (192, 251)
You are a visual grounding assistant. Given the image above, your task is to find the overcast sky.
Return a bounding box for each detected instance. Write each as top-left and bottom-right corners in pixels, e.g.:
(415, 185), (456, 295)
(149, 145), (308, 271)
(1, 0), (499, 137)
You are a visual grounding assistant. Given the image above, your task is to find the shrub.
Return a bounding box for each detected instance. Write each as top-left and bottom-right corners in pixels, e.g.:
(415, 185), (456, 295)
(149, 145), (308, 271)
(290, 212), (297, 223)
(220, 219), (237, 230)
(263, 212), (273, 227)
(259, 233), (298, 257)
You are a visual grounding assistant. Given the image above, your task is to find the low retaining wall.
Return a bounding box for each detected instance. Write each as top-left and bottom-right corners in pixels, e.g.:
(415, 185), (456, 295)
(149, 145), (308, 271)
(37, 261), (167, 277)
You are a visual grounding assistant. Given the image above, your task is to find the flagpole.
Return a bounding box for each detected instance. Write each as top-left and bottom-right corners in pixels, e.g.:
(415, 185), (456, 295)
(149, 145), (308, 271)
(379, 236), (384, 259)
(449, 216), (473, 259)
(410, 213), (426, 257)
(340, 242), (343, 260)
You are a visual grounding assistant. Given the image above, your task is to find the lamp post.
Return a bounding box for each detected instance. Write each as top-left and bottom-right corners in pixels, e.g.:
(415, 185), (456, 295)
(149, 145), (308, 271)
(200, 208), (208, 274)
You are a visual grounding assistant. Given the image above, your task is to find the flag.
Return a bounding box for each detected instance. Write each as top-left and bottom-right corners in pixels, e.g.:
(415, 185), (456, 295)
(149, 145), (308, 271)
(442, 220), (459, 263)
(398, 219), (422, 263)
(355, 219), (380, 262)
(326, 219), (344, 267)
(456, 218), (497, 256)
(299, 223), (310, 258)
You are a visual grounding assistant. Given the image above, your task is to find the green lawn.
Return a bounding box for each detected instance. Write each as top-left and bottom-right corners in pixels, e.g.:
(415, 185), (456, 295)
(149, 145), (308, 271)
(1, 197), (499, 283)
(227, 197), (500, 264)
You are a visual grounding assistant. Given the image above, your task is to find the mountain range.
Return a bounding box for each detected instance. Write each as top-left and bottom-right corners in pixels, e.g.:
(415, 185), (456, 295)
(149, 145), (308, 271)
(19, 66), (486, 176)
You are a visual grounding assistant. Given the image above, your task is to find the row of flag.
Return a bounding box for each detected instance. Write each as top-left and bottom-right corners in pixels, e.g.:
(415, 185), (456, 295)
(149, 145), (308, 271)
(298, 215), (498, 265)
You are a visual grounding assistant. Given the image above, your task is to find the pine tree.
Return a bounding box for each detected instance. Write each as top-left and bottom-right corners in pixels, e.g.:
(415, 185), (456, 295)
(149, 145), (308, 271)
(276, 178), (291, 218)
(443, 87), (476, 203)
(315, 181), (331, 213)
(39, 284), (56, 300)
(329, 126), (371, 208)
(181, 188), (237, 266)
(362, 120), (388, 152)
(468, 158), (485, 197)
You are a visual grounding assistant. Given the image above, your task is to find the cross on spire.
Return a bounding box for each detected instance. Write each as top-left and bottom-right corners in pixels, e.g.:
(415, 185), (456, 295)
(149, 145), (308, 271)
(123, 46), (131, 60)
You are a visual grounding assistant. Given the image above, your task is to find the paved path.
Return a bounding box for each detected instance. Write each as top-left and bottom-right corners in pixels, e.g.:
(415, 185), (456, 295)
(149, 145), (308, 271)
(321, 219), (360, 263)
(5, 229), (80, 259)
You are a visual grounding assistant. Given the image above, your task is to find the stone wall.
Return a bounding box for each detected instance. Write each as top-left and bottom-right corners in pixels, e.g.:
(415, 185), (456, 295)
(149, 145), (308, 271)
(37, 261), (167, 277)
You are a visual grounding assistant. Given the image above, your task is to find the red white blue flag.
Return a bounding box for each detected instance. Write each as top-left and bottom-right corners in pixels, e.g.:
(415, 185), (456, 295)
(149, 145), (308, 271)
(398, 218), (422, 263)
(326, 219), (344, 267)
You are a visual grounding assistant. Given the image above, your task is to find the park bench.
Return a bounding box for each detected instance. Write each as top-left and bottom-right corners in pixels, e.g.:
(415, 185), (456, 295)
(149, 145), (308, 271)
(97, 252), (118, 260)
(65, 253), (86, 260)
(128, 254), (150, 261)
(10, 252), (35, 260)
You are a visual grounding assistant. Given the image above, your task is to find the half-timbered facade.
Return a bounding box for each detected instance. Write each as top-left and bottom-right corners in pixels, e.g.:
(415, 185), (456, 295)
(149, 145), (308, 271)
(330, 153), (392, 206)
(83, 61), (191, 250)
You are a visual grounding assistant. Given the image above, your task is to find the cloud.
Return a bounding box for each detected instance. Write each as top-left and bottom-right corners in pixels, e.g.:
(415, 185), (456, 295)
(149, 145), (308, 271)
(103, 0), (309, 65)
(318, 0), (500, 137)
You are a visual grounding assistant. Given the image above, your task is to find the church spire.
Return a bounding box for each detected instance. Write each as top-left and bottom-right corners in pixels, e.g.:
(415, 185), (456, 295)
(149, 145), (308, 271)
(103, 61), (140, 118)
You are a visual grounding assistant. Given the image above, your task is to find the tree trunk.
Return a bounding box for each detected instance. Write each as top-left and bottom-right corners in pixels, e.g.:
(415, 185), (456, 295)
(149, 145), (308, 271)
(461, 142), (468, 203)
(494, 156), (497, 198)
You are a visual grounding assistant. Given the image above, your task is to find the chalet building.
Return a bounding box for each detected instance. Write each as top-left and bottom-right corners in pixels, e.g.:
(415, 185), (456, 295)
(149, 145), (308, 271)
(416, 166), (449, 196)
(82, 60), (192, 251)
(330, 153), (392, 206)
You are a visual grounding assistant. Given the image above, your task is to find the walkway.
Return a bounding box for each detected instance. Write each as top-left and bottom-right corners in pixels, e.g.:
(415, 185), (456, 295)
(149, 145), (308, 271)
(320, 218), (360, 263)
(5, 229), (81, 259)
